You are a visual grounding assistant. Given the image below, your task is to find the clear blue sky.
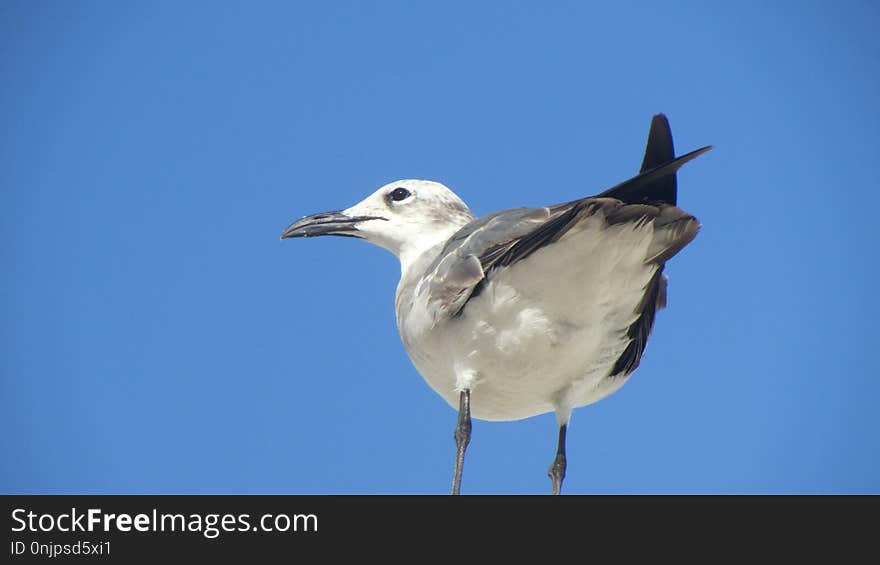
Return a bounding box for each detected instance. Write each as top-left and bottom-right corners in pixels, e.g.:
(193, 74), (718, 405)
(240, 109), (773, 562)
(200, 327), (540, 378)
(2, 1), (878, 494)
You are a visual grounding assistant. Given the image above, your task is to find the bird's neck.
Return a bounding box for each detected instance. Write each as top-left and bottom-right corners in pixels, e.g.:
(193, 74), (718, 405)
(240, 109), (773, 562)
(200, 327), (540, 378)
(397, 222), (469, 277)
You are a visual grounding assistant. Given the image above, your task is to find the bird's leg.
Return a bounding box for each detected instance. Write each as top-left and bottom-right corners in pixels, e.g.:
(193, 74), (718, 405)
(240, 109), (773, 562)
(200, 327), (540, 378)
(548, 424), (567, 495)
(451, 389), (472, 495)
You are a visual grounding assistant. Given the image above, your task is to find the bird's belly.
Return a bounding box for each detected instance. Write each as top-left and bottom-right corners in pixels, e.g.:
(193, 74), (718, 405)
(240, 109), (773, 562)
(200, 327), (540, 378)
(408, 303), (634, 421)
(403, 227), (659, 421)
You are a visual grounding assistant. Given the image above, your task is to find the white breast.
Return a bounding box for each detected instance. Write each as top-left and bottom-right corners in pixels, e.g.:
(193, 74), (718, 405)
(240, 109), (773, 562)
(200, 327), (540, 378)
(400, 213), (661, 422)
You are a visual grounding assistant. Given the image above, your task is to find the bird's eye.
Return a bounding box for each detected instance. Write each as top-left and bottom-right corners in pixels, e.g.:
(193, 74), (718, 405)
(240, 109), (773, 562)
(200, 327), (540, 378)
(389, 187), (411, 202)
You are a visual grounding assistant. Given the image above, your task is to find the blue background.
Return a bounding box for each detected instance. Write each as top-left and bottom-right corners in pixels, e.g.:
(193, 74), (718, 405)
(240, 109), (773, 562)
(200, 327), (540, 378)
(3, 1), (878, 494)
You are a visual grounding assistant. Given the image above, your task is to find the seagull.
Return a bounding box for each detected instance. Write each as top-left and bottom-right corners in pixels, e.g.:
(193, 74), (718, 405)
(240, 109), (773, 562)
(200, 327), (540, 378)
(281, 114), (711, 494)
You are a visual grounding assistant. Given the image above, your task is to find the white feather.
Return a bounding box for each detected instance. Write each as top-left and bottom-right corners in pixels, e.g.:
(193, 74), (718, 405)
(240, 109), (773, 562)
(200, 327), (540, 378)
(327, 179), (689, 424)
(399, 209), (660, 422)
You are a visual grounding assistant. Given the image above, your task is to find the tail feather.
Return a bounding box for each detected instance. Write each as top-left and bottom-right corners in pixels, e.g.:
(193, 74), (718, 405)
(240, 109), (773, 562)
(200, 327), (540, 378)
(639, 114), (677, 204)
(641, 114), (676, 173)
(599, 113), (712, 206)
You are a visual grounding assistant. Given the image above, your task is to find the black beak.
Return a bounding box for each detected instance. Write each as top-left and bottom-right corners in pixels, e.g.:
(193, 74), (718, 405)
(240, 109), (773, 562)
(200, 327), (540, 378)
(280, 210), (386, 240)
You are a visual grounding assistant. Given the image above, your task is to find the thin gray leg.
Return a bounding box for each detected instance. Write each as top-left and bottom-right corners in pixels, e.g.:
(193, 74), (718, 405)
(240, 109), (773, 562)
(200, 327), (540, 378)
(451, 389), (472, 495)
(548, 424), (567, 495)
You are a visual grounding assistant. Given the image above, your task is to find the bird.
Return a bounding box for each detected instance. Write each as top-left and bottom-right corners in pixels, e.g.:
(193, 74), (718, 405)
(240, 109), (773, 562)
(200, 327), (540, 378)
(280, 114), (711, 494)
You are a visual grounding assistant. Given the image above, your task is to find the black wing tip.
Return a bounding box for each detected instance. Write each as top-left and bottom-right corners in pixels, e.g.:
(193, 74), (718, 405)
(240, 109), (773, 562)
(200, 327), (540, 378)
(640, 113), (677, 202)
(677, 144), (714, 162)
(644, 113), (715, 166)
(598, 115), (711, 206)
(646, 113), (672, 140)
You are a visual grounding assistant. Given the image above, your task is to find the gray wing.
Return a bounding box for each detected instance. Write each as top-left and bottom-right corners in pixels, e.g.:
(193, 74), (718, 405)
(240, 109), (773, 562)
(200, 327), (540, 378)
(420, 198), (694, 317)
(420, 144), (708, 320)
(418, 206), (552, 318)
(419, 115), (709, 377)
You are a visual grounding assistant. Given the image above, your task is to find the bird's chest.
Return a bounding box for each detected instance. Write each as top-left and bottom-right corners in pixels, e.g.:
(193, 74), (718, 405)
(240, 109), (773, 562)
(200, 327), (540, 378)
(395, 228), (660, 419)
(399, 278), (572, 388)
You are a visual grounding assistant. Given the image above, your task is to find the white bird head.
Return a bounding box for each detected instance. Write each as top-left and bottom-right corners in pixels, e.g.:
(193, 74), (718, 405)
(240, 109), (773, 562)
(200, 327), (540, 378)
(281, 179), (475, 268)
